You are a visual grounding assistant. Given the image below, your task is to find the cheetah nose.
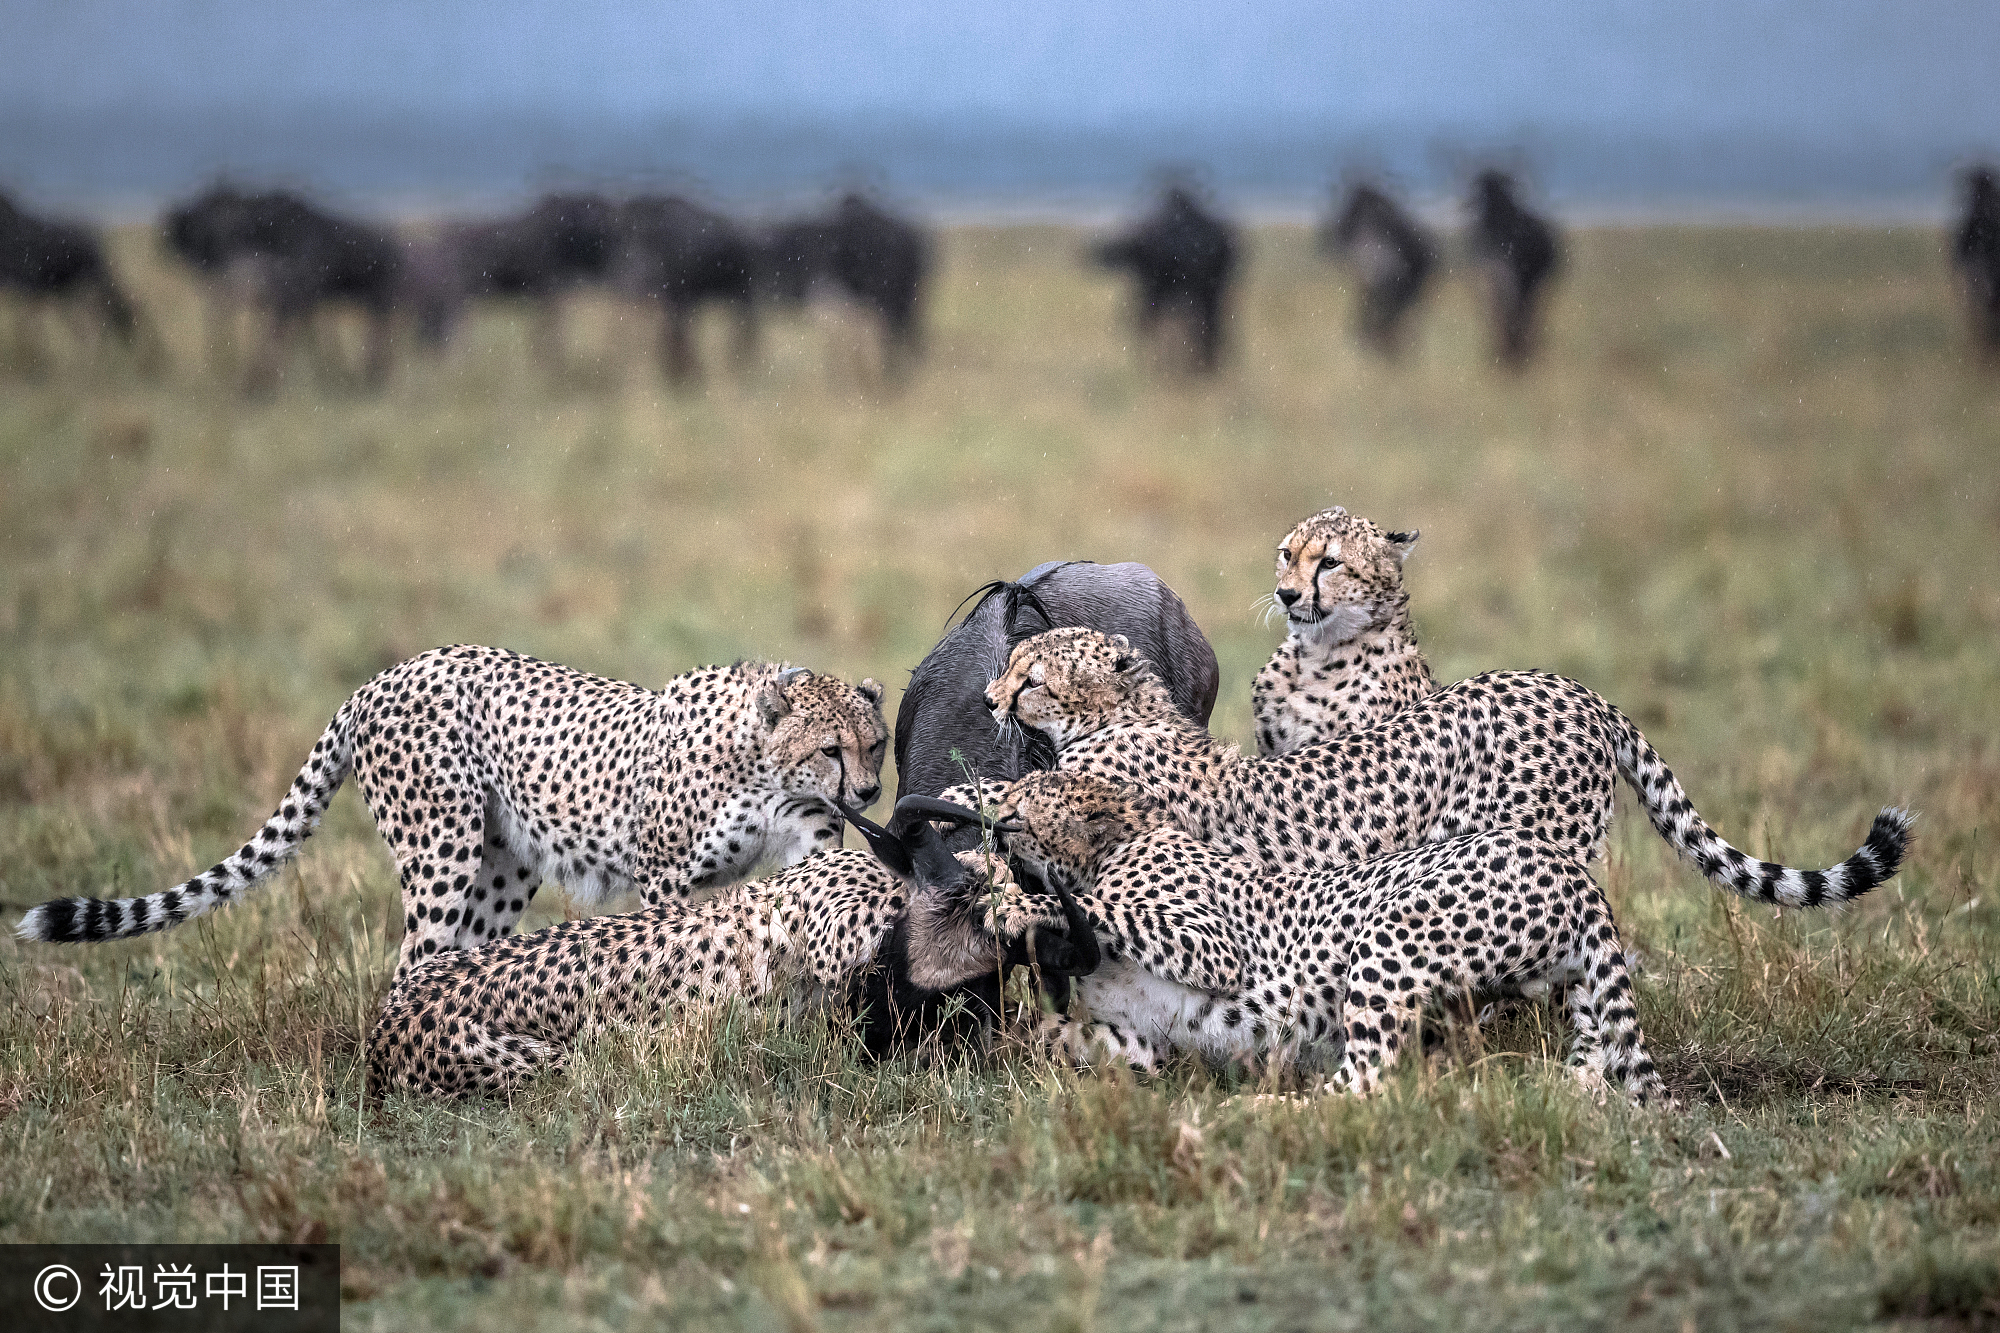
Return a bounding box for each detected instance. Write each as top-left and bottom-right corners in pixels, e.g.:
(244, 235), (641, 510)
(1276, 588), (1301, 607)
(982, 687), (999, 711)
(854, 782), (881, 807)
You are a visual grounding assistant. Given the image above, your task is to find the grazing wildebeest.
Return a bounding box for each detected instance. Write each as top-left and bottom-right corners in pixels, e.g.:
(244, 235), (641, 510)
(759, 193), (931, 382)
(163, 184), (402, 391)
(1321, 183), (1437, 358)
(1466, 170), (1561, 369)
(1094, 186), (1238, 375)
(850, 560), (1221, 1055)
(0, 190), (147, 365)
(1954, 165), (2000, 363)
(617, 194), (760, 385)
(401, 191), (625, 368)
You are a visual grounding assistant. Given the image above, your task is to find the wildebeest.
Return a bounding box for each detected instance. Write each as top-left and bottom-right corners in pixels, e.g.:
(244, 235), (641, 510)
(617, 194), (760, 385)
(163, 184), (403, 391)
(852, 560), (1220, 1055)
(1321, 183), (1436, 357)
(1093, 186), (1238, 375)
(1465, 170), (1561, 369)
(0, 190), (148, 366)
(400, 191), (624, 368)
(1954, 165), (2000, 363)
(759, 193), (931, 382)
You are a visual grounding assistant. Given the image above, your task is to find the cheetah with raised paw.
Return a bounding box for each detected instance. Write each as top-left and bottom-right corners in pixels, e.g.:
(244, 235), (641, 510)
(1252, 506), (1436, 756)
(986, 628), (1911, 904)
(985, 771), (1671, 1101)
(368, 795), (1092, 1098)
(19, 646), (888, 987)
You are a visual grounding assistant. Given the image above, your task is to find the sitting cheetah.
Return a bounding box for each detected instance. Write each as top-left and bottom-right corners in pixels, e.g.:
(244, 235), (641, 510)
(18, 646), (889, 987)
(986, 628), (1911, 905)
(369, 795), (1094, 1098)
(1251, 506), (1436, 756)
(986, 771), (1668, 1101)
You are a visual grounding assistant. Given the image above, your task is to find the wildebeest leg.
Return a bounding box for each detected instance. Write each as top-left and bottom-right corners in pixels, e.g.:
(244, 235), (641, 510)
(660, 299), (698, 386)
(530, 295), (566, 382)
(361, 301), (394, 389)
(1192, 287), (1224, 374)
(729, 296), (759, 377)
(244, 304), (299, 397)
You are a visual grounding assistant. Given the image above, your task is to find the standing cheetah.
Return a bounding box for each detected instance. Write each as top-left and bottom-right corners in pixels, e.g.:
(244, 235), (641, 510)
(987, 771), (1670, 1101)
(1252, 506), (1435, 756)
(986, 628), (1910, 904)
(18, 646), (889, 987)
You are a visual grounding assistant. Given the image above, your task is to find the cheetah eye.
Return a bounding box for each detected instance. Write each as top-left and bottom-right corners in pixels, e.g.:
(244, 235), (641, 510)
(1276, 549), (1290, 564)
(820, 744), (840, 759)
(1320, 557), (1342, 572)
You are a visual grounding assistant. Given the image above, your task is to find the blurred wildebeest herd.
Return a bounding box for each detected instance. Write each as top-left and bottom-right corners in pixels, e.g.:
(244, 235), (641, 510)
(5, 164), (2000, 391)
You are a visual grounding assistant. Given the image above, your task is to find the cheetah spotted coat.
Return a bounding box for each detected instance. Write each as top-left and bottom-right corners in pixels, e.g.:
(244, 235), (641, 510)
(987, 628), (1910, 906)
(20, 646), (889, 987)
(991, 772), (1665, 1100)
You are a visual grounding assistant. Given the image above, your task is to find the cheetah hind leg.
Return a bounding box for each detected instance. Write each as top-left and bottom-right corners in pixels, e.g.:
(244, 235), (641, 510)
(442, 1020), (567, 1099)
(455, 802), (541, 951)
(1557, 909), (1667, 1107)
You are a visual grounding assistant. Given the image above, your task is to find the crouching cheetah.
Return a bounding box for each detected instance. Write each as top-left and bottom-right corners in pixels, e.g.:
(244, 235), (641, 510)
(988, 772), (1666, 1101)
(19, 646), (888, 987)
(987, 628), (1911, 905)
(368, 795), (1090, 1098)
(1252, 506), (1436, 756)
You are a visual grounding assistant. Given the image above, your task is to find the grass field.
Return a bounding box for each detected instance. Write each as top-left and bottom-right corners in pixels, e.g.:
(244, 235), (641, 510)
(3, 220), (1998, 1331)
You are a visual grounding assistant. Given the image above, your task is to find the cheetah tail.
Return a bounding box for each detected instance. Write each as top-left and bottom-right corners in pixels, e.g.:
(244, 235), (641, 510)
(16, 701), (357, 945)
(1610, 707), (1911, 908)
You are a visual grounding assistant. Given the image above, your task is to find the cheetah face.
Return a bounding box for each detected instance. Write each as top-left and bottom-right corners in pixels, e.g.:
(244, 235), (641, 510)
(983, 628), (1145, 748)
(994, 771), (1148, 887)
(763, 671), (890, 813)
(1272, 507), (1418, 646)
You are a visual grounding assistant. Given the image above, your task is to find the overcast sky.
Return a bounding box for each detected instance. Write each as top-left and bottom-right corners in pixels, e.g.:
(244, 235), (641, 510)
(4, 2), (1994, 207)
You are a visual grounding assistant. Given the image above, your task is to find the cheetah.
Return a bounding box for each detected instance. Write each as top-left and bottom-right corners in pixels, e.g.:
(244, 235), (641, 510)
(368, 794), (1094, 1098)
(984, 771), (1668, 1101)
(18, 646), (889, 987)
(985, 628), (1911, 907)
(1252, 506), (1435, 756)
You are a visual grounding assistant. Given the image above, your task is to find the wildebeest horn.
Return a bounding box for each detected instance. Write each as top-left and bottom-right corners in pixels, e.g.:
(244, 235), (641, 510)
(833, 795), (913, 879)
(887, 794), (1017, 836)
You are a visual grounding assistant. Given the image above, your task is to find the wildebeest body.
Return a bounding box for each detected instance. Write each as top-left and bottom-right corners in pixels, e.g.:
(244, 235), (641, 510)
(853, 561), (1220, 1055)
(1955, 166), (2000, 360)
(1322, 184), (1436, 357)
(0, 191), (141, 343)
(163, 185), (402, 388)
(1095, 187), (1238, 374)
(1467, 171), (1560, 369)
(619, 194), (760, 384)
(759, 194), (931, 379)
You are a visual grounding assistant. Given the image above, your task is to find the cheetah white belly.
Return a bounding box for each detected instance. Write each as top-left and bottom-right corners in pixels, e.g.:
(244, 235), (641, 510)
(1078, 957), (1260, 1065)
(493, 801), (640, 910)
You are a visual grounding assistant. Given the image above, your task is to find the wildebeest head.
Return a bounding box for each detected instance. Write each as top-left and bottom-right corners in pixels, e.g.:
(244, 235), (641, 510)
(837, 793), (1098, 993)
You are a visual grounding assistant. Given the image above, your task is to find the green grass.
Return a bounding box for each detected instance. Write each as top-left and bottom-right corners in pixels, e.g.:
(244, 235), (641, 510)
(3, 221), (1998, 1331)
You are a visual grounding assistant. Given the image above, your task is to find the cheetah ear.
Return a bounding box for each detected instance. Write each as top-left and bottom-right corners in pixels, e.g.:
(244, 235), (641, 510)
(1109, 634), (1139, 674)
(759, 667), (808, 727)
(1384, 529), (1419, 565)
(857, 678), (885, 707)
